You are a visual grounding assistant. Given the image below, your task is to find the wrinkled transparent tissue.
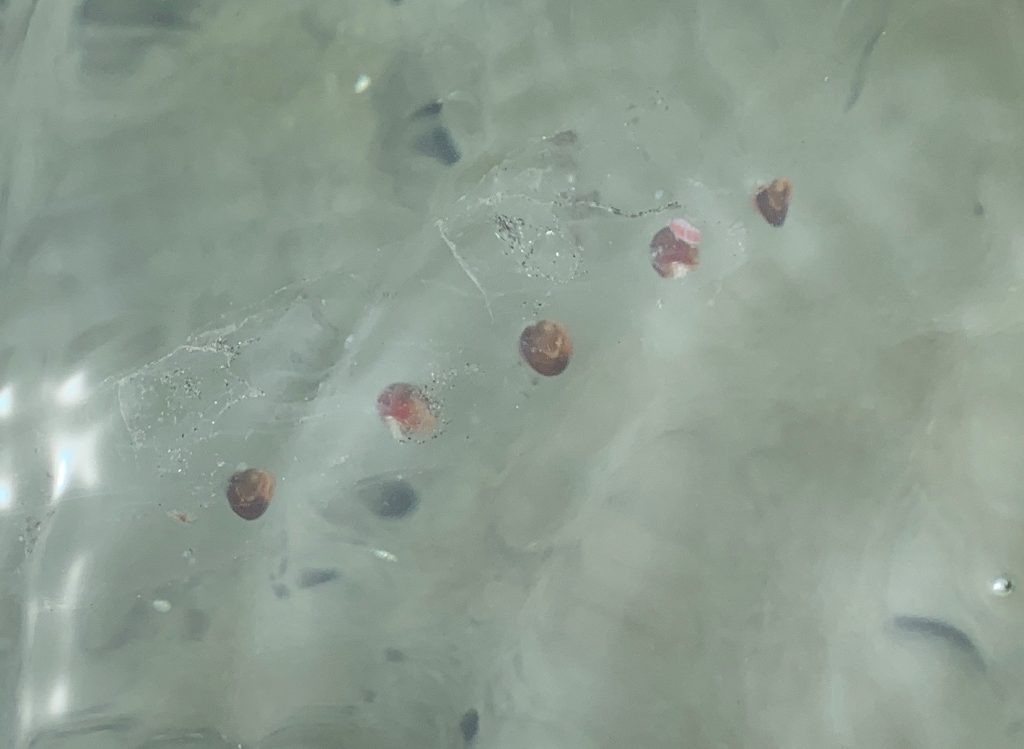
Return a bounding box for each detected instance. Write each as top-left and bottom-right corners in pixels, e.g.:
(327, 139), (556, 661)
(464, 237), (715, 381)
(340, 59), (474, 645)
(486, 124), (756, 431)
(3, 0), (1024, 747)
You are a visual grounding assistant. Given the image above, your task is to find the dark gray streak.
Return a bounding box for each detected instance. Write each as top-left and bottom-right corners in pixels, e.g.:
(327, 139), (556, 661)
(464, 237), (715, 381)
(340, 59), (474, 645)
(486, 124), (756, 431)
(845, 26), (884, 112)
(297, 568), (340, 589)
(460, 708), (480, 742)
(411, 100), (444, 119)
(27, 708), (135, 747)
(80, 0), (200, 29)
(890, 615), (986, 671)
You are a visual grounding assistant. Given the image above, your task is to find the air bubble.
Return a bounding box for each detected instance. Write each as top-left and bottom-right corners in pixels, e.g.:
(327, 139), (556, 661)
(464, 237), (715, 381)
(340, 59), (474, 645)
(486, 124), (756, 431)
(991, 576), (1013, 596)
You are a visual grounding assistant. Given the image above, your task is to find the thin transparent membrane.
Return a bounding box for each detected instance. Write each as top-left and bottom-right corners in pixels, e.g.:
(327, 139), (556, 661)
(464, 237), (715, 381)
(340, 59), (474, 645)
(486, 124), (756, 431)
(2, 0), (1024, 747)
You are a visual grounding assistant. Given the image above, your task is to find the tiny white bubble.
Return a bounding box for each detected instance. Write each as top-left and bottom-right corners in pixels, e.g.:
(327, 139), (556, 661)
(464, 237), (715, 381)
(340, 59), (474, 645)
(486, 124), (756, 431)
(991, 576), (1013, 596)
(354, 74), (371, 94)
(152, 599), (172, 613)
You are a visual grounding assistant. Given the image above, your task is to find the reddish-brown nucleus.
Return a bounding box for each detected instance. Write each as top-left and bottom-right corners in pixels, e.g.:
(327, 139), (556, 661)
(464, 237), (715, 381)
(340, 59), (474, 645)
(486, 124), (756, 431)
(755, 178), (793, 227)
(376, 383), (438, 441)
(650, 219), (700, 278)
(226, 468), (275, 520)
(519, 320), (573, 377)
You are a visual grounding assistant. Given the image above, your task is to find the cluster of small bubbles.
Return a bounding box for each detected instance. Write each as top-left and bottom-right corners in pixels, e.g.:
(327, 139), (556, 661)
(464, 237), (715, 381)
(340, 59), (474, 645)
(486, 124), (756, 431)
(161, 368), (202, 399)
(492, 213), (582, 283)
(210, 335), (259, 364)
(428, 366), (460, 390)
(990, 576), (1013, 597)
(555, 189), (602, 220)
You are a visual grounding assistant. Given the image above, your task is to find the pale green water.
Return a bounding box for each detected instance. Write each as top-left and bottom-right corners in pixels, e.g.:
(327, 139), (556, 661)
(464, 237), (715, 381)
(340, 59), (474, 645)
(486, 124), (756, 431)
(2, 0), (1024, 747)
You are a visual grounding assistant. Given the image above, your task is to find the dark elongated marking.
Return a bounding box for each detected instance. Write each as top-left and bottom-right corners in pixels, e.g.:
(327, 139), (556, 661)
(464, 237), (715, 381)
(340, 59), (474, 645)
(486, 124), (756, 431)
(411, 100), (444, 119)
(845, 26), (884, 111)
(26, 707), (135, 743)
(80, 0), (200, 28)
(460, 708), (479, 742)
(891, 615), (985, 670)
(297, 568), (340, 588)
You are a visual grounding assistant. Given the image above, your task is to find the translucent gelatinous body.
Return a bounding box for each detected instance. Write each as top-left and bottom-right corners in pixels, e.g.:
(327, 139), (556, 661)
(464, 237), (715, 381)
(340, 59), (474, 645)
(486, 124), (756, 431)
(649, 218), (701, 278)
(376, 383), (438, 440)
(226, 468), (275, 520)
(519, 320), (572, 377)
(755, 178), (793, 227)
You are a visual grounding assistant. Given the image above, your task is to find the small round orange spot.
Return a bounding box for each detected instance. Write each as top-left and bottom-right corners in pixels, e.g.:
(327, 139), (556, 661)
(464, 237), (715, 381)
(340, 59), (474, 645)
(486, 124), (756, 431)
(755, 178), (792, 227)
(519, 320), (572, 377)
(226, 468), (275, 520)
(376, 383), (438, 441)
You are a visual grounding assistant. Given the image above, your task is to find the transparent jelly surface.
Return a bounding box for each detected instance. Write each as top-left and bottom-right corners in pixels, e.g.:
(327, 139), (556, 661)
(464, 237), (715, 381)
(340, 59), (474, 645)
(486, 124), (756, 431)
(2, 1), (1024, 748)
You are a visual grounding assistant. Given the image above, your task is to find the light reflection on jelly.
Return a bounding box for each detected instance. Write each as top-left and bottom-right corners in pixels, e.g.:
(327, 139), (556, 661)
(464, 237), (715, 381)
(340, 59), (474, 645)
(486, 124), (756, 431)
(0, 476), (12, 511)
(55, 371), (88, 407)
(47, 678), (68, 717)
(50, 430), (101, 502)
(0, 384), (12, 419)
